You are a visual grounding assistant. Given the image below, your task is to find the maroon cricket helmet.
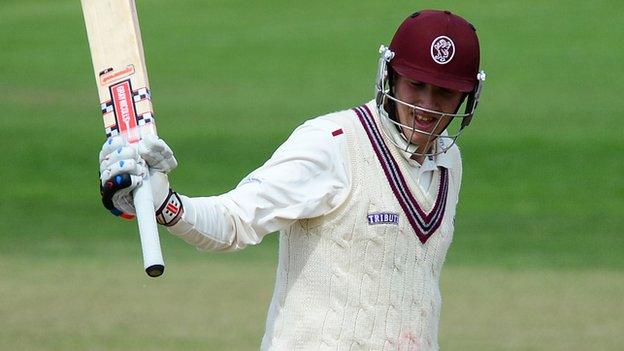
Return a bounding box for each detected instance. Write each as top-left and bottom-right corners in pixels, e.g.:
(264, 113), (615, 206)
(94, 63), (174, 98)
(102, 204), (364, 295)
(389, 10), (481, 93)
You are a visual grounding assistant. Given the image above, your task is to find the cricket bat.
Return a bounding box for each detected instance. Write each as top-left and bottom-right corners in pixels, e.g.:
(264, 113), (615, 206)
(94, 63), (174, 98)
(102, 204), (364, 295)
(81, 0), (164, 277)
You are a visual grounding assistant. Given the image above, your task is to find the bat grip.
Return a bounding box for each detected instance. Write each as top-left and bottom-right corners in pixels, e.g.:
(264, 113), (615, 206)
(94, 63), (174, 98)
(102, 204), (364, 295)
(133, 172), (165, 277)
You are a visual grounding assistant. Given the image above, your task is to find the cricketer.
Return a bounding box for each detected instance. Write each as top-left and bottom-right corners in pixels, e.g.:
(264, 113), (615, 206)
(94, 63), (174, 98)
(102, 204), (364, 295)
(99, 9), (486, 350)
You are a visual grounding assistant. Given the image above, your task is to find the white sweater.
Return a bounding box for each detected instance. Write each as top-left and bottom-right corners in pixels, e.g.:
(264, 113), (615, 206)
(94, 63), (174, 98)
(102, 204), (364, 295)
(260, 102), (461, 350)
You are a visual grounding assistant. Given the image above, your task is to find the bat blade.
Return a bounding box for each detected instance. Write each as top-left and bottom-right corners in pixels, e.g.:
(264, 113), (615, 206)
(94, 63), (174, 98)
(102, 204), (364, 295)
(81, 0), (164, 277)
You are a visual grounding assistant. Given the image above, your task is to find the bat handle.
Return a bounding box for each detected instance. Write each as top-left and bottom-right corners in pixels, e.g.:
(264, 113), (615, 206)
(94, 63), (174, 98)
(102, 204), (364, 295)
(133, 172), (165, 277)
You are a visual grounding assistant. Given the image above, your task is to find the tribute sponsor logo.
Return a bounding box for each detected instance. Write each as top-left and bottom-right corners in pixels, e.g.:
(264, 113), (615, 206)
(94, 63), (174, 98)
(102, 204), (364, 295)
(367, 212), (399, 225)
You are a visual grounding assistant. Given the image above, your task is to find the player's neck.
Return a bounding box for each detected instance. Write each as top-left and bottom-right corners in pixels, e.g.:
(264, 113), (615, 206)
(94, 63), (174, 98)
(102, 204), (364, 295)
(410, 144), (435, 165)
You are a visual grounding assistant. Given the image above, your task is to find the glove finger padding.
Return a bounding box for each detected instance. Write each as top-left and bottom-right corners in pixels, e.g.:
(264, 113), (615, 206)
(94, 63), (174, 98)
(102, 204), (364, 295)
(99, 136), (128, 164)
(99, 158), (145, 186)
(138, 135), (178, 173)
(99, 146), (139, 173)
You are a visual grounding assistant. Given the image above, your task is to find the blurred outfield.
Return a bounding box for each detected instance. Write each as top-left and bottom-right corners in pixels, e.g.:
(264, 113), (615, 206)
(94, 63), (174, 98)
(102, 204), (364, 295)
(1, 0), (623, 350)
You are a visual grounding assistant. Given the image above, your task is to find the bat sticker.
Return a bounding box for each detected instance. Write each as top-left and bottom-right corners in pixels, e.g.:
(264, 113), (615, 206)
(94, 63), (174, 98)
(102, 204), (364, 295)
(99, 64), (135, 86)
(110, 79), (140, 143)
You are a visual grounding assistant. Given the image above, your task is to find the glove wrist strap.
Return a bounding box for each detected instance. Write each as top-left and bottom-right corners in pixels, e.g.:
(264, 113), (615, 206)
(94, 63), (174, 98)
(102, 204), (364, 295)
(156, 189), (184, 227)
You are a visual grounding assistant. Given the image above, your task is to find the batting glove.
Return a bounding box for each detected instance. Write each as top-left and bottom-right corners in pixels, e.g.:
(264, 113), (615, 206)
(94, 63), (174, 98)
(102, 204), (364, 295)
(99, 135), (184, 226)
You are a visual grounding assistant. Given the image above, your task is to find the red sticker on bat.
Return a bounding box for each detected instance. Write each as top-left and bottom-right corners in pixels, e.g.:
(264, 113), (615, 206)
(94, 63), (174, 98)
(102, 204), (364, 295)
(99, 65), (135, 86)
(111, 80), (139, 143)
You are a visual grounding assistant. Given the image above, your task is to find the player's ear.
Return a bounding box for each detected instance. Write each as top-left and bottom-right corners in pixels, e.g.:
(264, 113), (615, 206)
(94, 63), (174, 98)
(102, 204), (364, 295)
(453, 92), (468, 114)
(388, 66), (397, 95)
(384, 66), (398, 122)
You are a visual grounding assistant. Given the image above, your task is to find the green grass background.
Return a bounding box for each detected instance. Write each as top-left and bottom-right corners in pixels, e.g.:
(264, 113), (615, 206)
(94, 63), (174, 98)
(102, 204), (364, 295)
(1, 0), (622, 350)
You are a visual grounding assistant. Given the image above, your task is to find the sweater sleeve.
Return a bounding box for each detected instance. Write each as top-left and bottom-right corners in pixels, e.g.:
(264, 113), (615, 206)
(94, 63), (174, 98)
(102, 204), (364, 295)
(166, 117), (350, 251)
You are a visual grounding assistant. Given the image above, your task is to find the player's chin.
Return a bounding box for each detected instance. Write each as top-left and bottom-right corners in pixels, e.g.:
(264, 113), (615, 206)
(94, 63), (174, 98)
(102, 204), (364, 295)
(400, 128), (426, 144)
(410, 135), (437, 150)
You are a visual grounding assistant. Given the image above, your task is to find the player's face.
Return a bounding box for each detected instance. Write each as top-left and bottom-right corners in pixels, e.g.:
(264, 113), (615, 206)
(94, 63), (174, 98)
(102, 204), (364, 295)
(393, 74), (464, 156)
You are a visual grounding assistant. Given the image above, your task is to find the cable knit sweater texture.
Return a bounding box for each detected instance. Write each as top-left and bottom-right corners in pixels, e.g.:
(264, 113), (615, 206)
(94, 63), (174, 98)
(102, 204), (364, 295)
(261, 103), (462, 351)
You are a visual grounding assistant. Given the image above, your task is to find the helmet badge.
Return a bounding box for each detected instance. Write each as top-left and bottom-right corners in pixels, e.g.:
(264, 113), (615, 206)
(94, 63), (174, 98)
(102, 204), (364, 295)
(430, 36), (455, 65)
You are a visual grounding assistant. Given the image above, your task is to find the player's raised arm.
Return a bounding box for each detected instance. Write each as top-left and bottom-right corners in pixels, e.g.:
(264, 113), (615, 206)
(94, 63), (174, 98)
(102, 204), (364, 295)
(161, 118), (351, 251)
(99, 118), (350, 252)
